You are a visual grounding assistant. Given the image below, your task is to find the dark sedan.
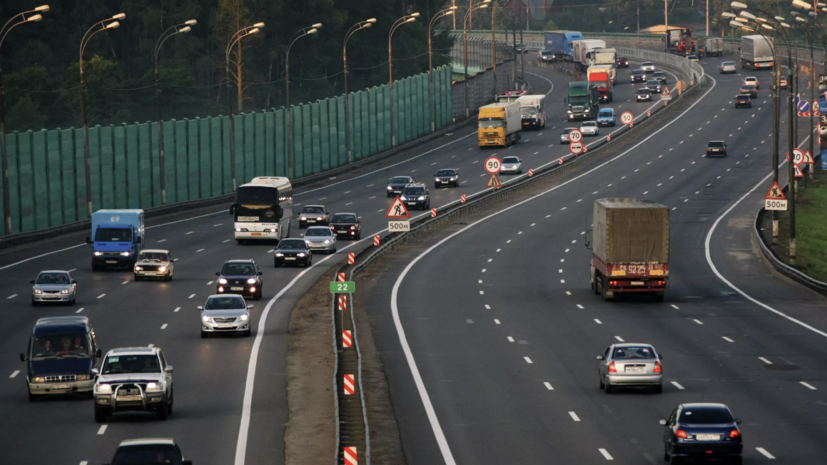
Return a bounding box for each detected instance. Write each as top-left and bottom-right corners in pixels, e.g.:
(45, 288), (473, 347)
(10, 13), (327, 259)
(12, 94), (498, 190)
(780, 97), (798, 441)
(434, 168), (459, 188)
(740, 84), (757, 98)
(216, 259), (263, 300)
(706, 140), (727, 157)
(661, 403), (743, 464)
(387, 176), (413, 197)
(616, 56), (629, 68)
(329, 213), (362, 240)
(274, 238), (312, 267)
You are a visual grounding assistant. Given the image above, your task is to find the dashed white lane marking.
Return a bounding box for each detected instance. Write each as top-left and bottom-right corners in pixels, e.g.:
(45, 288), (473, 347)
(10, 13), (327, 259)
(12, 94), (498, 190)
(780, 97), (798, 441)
(560, 259), (565, 262)
(544, 382), (554, 390)
(598, 448), (614, 460)
(722, 336), (734, 343)
(531, 223), (536, 226)
(507, 239), (512, 243)
(577, 199), (582, 203)
(494, 319), (501, 325)
(431, 162), (437, 165)
(7, 294), (16, 299)
(755, 447), (776, 459)
(185, 231), (194, 235)
(479, 290), (484, 295)
(496, 249), (501, 252)
(157, 239), (167, 243)
(488, 258), (493, 262)
(68, 268), (77, 272)
(507, 336), (514, 342)
(576, 304), (584, 309)
(569, 412), (581, 422)
(671, 381), (685, 390)
(671, 304), (679, 309)
(479, 173), (486, 177)
(559, 269), (563, 273)
(188, 294), (196, 299)
(657, 183), (662, 187)
(97, 425), (108, 435)
(643, 191), (648, 195)
(345, 202), (353, 206)
(566, 291), (571, 295)
(759, 357), (773, 365)
(565, 249), (569, 253)
(800, 381), (817, 390)
(223, 239), (231, 243)
(80, 461), (88, 465)
(121, 280), (129, 285)
(485, 304), (491, 309)
(693, 319), (703, 325)
(318, 197), (327, 200)
(524, 357), (533, 364)
(161, 324), (168, 330)
(479, 280), (483, 284)
(174, 307), (181, 312)
(594, 319), (603, 324)
(561, 206), (566, 210)
(593, 191), (598, 194)
(461, 181), (468, 184)
(571, 240), (576, 244)
(214, 223), (222, 227)
(534, 152), (539, 155)
(369, 196), (376, 199)
(684, 199), (688, 203)
(546, 214), (551, 218)
(10, 370), (20, 378)
(466, 319), (474, 324)
(615, 336), (624, 342)
(672, 207), (677, 211)
(97, 294), (105, 299)
(561, 279), (565, 284)
(518, 232), (523, 235)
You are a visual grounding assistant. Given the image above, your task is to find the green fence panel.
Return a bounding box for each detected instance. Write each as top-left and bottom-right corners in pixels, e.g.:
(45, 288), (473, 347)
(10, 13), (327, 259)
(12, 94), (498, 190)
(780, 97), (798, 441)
(264, 111), (275, 176)
(58, 128), (76, 222)
(254, 112), (266, 177)
(233, 114), (245, 188)
(44, 130), (62, 227)
(138, 123), (153, 208)
(149, 122), (161, 207)
(418, 73), (428, 138)
(290, 106), (302, 178)
(311, 101), (322, 174)
(242, 113), (254, 181)
(275, 109), (286, 177)
(301, 104), (312, 176)
(221, 115), (231, 194)
(100, 125), (115, 210)
(350, 92), (361, 160)
(73, 129), (87, 221)
(125, 124), (140, 209)
(196, 118), (210, 199)
(113, 125), (127, 211)
(398, 79), (409, 145)
(17, 131), (34, 232)
(174, 119), (188, 202)
(331, 97), (343, 168)
(366, 89), (376, 156)
(383, 86), (392, 152)
(209, 117), (222, 196)
(186, 119), (199, 201)
(7, 132), (21, 232)
(319, 99), (330, 172)
(31, 130), (49, 229)
(87, 126), (103, 213)
(160, 120), (175, 205)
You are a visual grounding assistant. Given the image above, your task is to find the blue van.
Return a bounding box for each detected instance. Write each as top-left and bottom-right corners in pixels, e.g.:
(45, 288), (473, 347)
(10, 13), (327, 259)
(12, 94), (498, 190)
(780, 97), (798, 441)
(20, 316), (101, 401)
(87, 209), (145, 270)
(597, 108), (616, 127)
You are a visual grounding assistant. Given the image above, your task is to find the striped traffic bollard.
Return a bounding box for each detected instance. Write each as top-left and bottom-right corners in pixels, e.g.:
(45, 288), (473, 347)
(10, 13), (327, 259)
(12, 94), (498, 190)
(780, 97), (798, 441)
(647, 110), (651, 117)
(342, 330), (352, 348)
(583, 144), (588, 153)
(528, 168), (534, 176)
(338, 272), (345, 282)
(664, 100), (668, 106)
(629, 122), (633, 128)
(431, 208), (437, 217)
(678, 89), (682, 96)
(344, 447), (357, 465)
(373, 235), (380, 246)
(347, 252), (355, 264)
(344, 374), (355, 395)
(337, 296), (344, 311)
(461, 194), (467, 203)
(606, 134), (611, 142)
(558, 157), (563, 165)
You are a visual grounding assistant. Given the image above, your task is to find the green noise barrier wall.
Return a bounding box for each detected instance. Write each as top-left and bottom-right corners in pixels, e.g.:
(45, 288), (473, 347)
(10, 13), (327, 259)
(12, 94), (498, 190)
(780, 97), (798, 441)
(0, 66), (453, 234)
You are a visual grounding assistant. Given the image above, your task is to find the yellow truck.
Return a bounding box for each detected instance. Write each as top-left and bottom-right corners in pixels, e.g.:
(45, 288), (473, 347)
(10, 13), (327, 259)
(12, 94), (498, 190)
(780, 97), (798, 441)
(478, 101), (522, 148)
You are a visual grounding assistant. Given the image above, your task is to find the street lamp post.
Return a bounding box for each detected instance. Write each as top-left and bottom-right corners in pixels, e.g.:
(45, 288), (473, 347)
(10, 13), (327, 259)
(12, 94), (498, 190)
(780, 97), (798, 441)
(343, 19), (375, 164)
(463, 1), (491, 118)
(80, 13), (125, 218)
(285, 23), (320, 178)
(225, 23), (263, 192)
(389, 13), (419, 148)
(0, 5), (49, 235)
(429, 7), (457, 133)
(154, 19), (196, 206)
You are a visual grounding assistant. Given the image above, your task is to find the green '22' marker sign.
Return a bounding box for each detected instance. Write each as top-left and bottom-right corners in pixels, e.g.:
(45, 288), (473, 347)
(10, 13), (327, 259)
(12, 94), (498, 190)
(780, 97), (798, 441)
(330, 281), (356, 293)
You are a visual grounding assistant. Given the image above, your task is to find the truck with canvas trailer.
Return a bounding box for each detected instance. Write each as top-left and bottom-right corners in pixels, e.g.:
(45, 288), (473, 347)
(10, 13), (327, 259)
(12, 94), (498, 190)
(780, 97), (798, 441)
(573, 39), (606, 70)
(478, 101), (522, 147)
(587, 67), (613, 103)
(586, 198), (670, 301)
(665, 28), (696, 56)
(740, 35), (774, 70)
(705, 37), (724, 57)
(566, 81), (599, 121)
(590, 47), (617, 70)
(544, 31), (584, 61)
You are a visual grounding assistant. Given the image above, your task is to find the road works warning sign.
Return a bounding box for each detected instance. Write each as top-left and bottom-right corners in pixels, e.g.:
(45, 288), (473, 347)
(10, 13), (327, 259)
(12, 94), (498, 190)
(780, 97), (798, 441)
(764, 181), (787, 211)
(385, 197), (411, 218)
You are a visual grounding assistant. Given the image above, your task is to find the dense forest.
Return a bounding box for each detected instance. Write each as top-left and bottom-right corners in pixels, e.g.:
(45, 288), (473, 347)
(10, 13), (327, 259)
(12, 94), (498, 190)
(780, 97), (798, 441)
(0, 0), (456, 133)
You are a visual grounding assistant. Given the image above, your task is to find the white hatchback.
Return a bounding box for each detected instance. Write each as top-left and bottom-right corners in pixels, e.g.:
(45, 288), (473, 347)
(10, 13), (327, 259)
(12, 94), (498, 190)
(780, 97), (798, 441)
(641, 62), (655, 73)
(580, 121), (599, 136)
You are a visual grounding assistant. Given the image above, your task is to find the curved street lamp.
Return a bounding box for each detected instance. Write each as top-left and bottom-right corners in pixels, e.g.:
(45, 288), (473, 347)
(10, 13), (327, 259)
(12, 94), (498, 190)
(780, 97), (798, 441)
(0, 5), (49, 235)
(463, 1), (491, 118)
(286, 23), (321, 178)
(343, 19), (375, 163)
(154, 19), (196, 205)
(429, 7), (457, 133)
(389, 13), (419, 147)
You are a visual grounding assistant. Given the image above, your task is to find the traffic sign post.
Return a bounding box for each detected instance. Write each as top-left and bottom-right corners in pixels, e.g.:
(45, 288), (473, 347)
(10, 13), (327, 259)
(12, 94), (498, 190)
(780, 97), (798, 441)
(661, 86), (672, 101)
(794, 163), (804, 178)
(330, 281), (356, 293)
(765, 181), (787, 211)
(803, 150), (814, 164)
(385, 197), (411, 219)
(787, 149), (805, 165)
(486, 174), (502, 189)
(568, 129), (583, 143)
(388, 220), (410, 232)
(620, 111), (634, 126)
(569, 141), (583, 155)
(485, 156), (502, 174)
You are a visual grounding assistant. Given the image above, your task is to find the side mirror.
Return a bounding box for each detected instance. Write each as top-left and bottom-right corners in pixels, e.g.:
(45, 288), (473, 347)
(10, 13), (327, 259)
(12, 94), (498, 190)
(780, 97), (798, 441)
(658, 354), (663, 359)
(229, 204), (237, 215)
(659, 419), (667, 425)
(96, 349), (102, 358)
(86, 236), (92, 244)
(29, 280), (35, 284)
(564, 97), (568, 104)
(357, 217), (362, 221)
(247, 305), (254, 309)
(164, 365), (174, 373)
(136, 236), (141, 244)
(257, 271), (263, 276)
(91, 367), (99, 376)
(183, 461), (193, 465)
(19, 353), (26, 362)
(215, 271), (221, 276)
(584, 230), (592, 248)
(72, 280), (78, 285)
(197, 306), (204, 310)
(735, 418), (742, 425)
(596, 355), (604, 360)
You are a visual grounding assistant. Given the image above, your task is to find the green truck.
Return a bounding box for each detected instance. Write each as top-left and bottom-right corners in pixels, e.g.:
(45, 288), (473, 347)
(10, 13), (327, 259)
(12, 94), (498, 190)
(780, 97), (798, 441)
(566, 81), (599, 121)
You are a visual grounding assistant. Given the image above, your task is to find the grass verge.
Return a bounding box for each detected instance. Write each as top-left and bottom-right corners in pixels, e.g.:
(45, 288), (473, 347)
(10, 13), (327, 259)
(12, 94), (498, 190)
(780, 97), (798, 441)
(777, 164), (827, 281)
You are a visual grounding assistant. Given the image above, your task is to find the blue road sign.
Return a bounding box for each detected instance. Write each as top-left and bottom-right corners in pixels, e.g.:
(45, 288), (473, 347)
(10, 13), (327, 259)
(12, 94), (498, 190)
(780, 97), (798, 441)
(798, 99), (810, 113)
(822, 148), (827, 170)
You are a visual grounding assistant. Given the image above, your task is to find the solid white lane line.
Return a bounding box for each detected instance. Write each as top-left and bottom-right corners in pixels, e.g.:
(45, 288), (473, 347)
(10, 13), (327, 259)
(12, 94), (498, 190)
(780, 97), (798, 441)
(507, 337), (514, 342)
(615, 336), (624, 342)
(494, 319), (501, 325)
(76, 308), (84, 313)
(161, 324), (168, 330)
(544, 382), (554, 390)
(10, 370), (20, 378)
(693, 319), (703, 325)
(722, 336), (734, 343)
(671, 381), (685, 390)
(97, 425), (107, 435)
(524, 357), (533, 364)
(598, 448), (614, 460)
(576, 304), (584, 309)
(174, 307), (181, 312)
(755, 447), (776, 459)
(485, 305), (491, 309)
(800, 381), (817, 390)
(121, 281), (129, 285)
(671, 304), (679, 309)
(207, 281), (214, 285)
(97, 294), (105, 299)
(594, 319), (602, 324)
(185, 231), (194, 235)
(568, 412), (581, 422)
(759, 357), (773, 365)
(188, 294), (195, 299)
(196, 248), (205, 253)
(7, 294), (16, 299)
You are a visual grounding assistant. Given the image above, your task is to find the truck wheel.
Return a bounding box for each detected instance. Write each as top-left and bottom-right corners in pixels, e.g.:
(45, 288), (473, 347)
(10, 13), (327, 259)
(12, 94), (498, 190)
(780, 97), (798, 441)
(601, 277), (613, 301)
(654, 293), (665, 302)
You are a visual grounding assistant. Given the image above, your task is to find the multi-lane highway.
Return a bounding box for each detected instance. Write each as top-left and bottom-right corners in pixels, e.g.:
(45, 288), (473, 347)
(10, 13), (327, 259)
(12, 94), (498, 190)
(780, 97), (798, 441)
(0, 58), (679, 464)
(360, 56), (827, 464)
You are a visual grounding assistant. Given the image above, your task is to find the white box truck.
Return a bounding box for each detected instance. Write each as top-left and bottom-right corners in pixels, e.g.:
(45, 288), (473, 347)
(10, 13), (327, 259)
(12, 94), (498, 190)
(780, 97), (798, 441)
(516, 94), (546, 129)
(741, 35), (774, 69)
(573, 39), (606, 71)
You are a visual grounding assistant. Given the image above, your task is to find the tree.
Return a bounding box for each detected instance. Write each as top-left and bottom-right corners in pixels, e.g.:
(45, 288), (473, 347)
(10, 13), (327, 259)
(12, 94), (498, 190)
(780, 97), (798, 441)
(6, 95), (46, 132)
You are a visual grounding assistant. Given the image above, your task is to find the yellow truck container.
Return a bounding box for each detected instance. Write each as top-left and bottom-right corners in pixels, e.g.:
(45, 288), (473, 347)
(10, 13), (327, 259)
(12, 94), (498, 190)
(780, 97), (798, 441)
(478, 101), (522, 148)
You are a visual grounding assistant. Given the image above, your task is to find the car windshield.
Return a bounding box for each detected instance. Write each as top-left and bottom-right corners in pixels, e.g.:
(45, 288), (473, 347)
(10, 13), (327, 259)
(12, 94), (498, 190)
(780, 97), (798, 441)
(654, 72), (665, 76)
(743, 85), (755, 90)
(139, 252), (168, 261)
(331, 214), (357, 223)
(643, 62), (653, 66)
(679, 407), (734, 424)
(599, 111), (612, 117)
(221, 263), (256, 275)
(94, 228), (132, 242)
(562, 129), (574, 134)
(305, 228), (331, 237)
(637, 89), (650, 94)
(403, 187), (426, 195)
(708, 141), (725, 148)
(302, 206), (324, 214)
(688, 56), (697, 59)
(390, 177), (410, 184)
(632, 70), (644, 75)
(736, 96), (749, 100)
(31, 334), (90, 359)
(102, 354), (160, 374)
(582, 122), (595, 127)
(479, 120), (505, 128)
(723, 62), (735, 66)
(522, 107), (538, 116)
(612, 345), (656, 359)
(502, 157), (519, 163)
(277, 239), (307, 250)
(113, 445), (182, 465)
(205, 296), (246, 310)
(436, 170), (455, 176)
(35, 272), (70, 284)
(542, 51), (552, 56)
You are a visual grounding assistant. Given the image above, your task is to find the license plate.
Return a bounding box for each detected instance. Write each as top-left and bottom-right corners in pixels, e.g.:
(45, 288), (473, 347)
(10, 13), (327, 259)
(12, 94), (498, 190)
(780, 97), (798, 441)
(218, 324), (235, 328)
(696, 434), (721, 441)
(338, 230), (348, 234)
(441, 180), (448, 183)
(106, 260), (118, 264)
(488, 141), (496, 144)
(307, 220), (316, 223)
(285, 257), (296, 261)
(230, 287), (244, 291)
(407, 202), (416, 206)
(51, 384), (70, 390)
(251, 232), (261, 236)
(143, 272), (156, 275)
(631, 281), (644, 285)
(625, 366), (645, 373)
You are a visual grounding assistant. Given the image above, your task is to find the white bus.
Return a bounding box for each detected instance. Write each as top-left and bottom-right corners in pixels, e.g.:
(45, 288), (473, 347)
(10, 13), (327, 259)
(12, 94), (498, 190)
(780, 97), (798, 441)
(230, 177), (293, 243)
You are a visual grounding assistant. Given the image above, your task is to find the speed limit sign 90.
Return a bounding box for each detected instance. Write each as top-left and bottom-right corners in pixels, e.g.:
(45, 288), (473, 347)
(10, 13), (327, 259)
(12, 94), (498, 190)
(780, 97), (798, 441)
(485, 156), (502, 174)
(787, 149), (804, 165)
(568, 129), (583, 143)
(620, 111), (634, 126)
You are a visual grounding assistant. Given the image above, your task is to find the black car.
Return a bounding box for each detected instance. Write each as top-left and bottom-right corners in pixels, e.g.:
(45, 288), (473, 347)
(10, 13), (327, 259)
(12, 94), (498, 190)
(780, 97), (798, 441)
(735, 95), (752, 108)
(400, 183), (431, 210)
(636, 88), (652, 101)
(706, 140), (727, 157)
(434, 168), (460, 188)
(661, 403), (743, 464)
(329, 212), (362, 240)
(387, 176), (413, 197)
(298, 205), (329, 228)
(740, 84), (757, 98)
(646, 81), (662, 94)
(274, 238), (311, 267)
(631, 69), (646, 83)
(216, 259), (263, 300)
(514, 43), (528, 53)
(538, 50), (555, 63)
(616, 56), (629, 68)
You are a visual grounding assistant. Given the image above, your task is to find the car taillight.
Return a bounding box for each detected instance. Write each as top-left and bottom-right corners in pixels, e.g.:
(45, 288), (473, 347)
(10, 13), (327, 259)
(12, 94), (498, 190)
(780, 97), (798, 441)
(729, 429), (741, 438)
(654, 361), (662, 373)
(675, 430), (688, 439)
(608, 361), (617, 373)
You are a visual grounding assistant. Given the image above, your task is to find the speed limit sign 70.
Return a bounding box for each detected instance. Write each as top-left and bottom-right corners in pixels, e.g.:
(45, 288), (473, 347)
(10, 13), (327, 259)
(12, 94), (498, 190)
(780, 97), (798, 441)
(568, 129), (583, 143)
(485, 156), (502, 174)
(620, 111), (634, 126)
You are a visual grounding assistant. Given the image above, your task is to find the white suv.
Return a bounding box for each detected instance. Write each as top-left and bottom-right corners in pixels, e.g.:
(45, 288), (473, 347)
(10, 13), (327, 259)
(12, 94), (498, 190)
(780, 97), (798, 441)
(744, 76), (759, 89)
(93, 347), (174, 422)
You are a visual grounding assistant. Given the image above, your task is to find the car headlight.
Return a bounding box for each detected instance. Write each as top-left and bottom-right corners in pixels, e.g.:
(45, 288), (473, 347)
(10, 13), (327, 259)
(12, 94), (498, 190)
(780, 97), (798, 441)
(218, 278), (228, 284)
(400, 196), (407, 201)
(61, 289), (70, 294)
(275, 253), (284, 257)
(350, 225), (356, 230)
(77, 374), (89, 381)
(300, 216), (307, 220)
(387, 185), (392, 190)
(418, 196), (426, 201)
(120, 251), (131, 256)
(434, 178), (440, 182)
(146, 382), (164, 391)
(202, 315), (212, 322)
(247, 278), (257, 284)
(324, 240), (330, 244)
(239, 314), (249, 321)
(567, 110), (572, 114)
(297, 252), (306, 257)
(316, 217), (322, 221)
(235, 227), (242, 232)
(96, 384), (112, 393)
(33, 289), (42, 294)
(159, 266), (166, 272)
(33, 376), (45, 383)
(449, 177), (455, 181)
(94, 251), (103, 256)
(134, 266), (142, 271)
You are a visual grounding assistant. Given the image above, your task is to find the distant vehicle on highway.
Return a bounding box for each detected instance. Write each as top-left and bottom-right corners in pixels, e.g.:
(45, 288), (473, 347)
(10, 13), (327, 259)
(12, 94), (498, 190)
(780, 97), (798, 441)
(387, 176), (414, 197)
(597, 343), (663, 393)
(500, 156), (523, 175)
(779, 76), (788, 88)
(636, 88), (653, 101)
(631, 69), (646, 83)
(93, 347), (174, 422)
(706, 140), (728, 157)
(88, 209), (144, 271)
(216, 259), (264, 300)
(538, 49), (554, 63)
(514, 43), (528, 53)
(686, 54), (699, 62)
(31, 270), (77, 306)
(434, 168), (460, 188)
(641, 62), (655, 73)
(646, 80), (662, 94)
(298, 205), (330, 228)
(597, 108), (616, 127)
(329, 212), (362, 240)
(105, 438), (193, 465)
(735, 95), (752, 108)
(274, 238), (312, 267)
(720, 61), (737, 74)
(400, 183), (431, 210)
(198, 294), (253, 338)
(134, 249), (174, 282)
(616, 56), (629, 67)
(304, 226), (337, 254)
(651, 71), (668, 84)
(744, 76), (759, 89)
(740, 84), (757, 98)
(660, 403), (743, 464)
(580, 121), (599, 136)
(230, 177), (293, 243)
(560, 128), (576, 144)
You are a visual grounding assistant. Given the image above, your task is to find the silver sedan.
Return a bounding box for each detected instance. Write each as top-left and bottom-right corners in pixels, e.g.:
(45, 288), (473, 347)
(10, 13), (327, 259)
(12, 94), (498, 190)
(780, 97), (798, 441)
(580, 121), (599, 136)
(304, 226), (337, 253)
(31, 270), (77, 306)
(597, 343), (663, 393)
(199, 294), (253, 337)
(500, 156), (522, 175)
